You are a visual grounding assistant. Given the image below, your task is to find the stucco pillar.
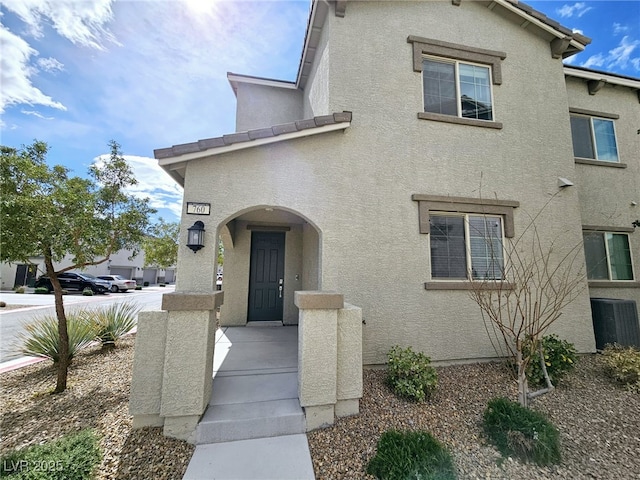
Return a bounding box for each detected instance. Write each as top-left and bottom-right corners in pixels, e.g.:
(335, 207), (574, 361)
(336, 304), (363, 417)
(130, 311), (169, 428)
(129, 291), (224, 442)
(294, 291), (344, 430)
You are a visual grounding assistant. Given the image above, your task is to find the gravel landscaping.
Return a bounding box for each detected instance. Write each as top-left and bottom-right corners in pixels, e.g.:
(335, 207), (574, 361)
(0, 336), (194, 480)
(2, 332), (639, 480)
(308, 356), (640, 479)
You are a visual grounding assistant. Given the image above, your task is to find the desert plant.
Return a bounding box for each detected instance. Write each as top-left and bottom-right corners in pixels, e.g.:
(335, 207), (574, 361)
(0, 301), (6, 308)
(367, 430), (457, 480)
(14, 286), (26, 294)
(34, 286), (50, 294)
(135, 285), (142, 290)
(483, 397), (561, 465)
(0, 428), (101, 480)
(83, 302), (140, 349)
(386, 345), (438, 402)
(602, 344), (640, 393)
(143, 281), (149, 287)
(82, 287), (94, 296)
(20, 312), (96, 363)
(523, 334), (577, 386)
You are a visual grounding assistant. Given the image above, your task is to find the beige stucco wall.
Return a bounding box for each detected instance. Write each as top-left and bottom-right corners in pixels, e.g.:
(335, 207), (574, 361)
(235, 82), (303, 132)
(565, 76), (640, 307)
(172, 1), (604, 364)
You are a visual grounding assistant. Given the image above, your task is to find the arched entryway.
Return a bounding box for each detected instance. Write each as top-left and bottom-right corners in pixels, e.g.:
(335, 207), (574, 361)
(216, 206), (322, 326)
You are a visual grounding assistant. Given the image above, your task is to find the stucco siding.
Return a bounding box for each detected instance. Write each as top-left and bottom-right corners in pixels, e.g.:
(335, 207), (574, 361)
(302, 13), (331, 118)
(235, 82), (303, 132)
(565, 76), (640, 307)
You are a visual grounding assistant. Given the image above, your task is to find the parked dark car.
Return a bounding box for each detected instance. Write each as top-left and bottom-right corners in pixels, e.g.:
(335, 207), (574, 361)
(35, 272), (111, 294)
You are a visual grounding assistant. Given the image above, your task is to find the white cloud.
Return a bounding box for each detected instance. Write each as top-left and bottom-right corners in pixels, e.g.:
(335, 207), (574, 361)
(582, 53), (605, 69)
(0, 0), (117, 50)
(37, 57), (64, 73)
(613, 23), (629, 35)
(556, 2), (593, 18)
(581, 36), (640, 72)
(0, 22), (66, 113)
(92, 153), (183, 220)
(21, 109), (54, 119)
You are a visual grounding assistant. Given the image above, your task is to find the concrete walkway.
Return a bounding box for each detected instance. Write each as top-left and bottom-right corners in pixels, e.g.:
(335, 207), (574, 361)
(183, 325), (315, 480)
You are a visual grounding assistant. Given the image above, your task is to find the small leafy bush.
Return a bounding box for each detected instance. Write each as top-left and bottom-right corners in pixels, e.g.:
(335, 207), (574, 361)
(0, 428), (101, 480)
(82, 288), (94, 296)
(0, 301), (6, 308)
(483, 397), (561, 465)
(367, 430), (457, 480)
(143, 281), (149, 287)
(135, 285), (142, 290)
(523, 334), (577, 386)
(386, 345), (438, 402)
(34, 287), (50, 295)
(20, 312), (96, 363)
(602, 344), (640, 393)
(82, 302), (140, 349)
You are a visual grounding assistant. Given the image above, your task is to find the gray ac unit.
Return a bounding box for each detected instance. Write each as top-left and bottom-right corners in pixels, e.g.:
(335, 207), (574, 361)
(590, 298), (640, 350)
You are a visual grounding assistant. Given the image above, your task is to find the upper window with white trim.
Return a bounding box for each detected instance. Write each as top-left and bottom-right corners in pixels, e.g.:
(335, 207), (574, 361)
(570, 114), (619, 162)
(583, 231), (634, 280)
(423, 58), (494, 121)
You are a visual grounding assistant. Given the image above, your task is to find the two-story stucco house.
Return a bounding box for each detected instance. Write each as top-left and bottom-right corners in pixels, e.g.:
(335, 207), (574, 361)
(130, 0), (639, 440)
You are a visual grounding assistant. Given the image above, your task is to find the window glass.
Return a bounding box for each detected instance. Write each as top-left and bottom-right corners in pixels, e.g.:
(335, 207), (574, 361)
(593, 119), (619, 161)
(468, 216), (503, 279)
(584, 232), (633, 280)
(570, 116), (594, 159)
(583, 232), (608, 279)
(430, 216), (466, 278)
(423, 59), (456, 116)
(606, 233), (633, 280)
(570, 115), (619, 162)
(430, 214), (504, 280)
(423, 58), (493, 121)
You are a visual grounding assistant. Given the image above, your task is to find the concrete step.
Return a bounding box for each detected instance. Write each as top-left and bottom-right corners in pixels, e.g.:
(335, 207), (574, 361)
(210, 371), (298, 405)
(195, 398), (306, 444)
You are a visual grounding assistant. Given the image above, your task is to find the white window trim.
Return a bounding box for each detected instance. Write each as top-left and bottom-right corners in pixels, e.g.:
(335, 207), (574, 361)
(429, 212), (506, 282)
(571, 114), (620, 163)
(422, 55), (497, 122)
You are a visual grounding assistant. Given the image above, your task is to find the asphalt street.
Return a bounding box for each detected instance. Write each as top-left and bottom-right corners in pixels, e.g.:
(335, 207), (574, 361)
(0, 286), (174, 362)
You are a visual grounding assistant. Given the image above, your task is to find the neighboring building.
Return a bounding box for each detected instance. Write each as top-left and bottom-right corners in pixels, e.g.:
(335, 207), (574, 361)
(0, 248), (176, 290)
(131, 0), (639, 440)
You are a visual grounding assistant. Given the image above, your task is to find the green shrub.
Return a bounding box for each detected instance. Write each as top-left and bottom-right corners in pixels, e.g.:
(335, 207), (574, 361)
(34, 287), (50, 295)
(82, 288), (94, 296)
(386, 345), (438, 402)
(143, 281), (149, 287)
(523, 334), (577, 386)
(367, 430), (457, 480)
(20, 312), (96, 363)
(602, 344), (640, 393)
(483, 397), (561, 465)
(135, 285), (142, 290)
(0, 428), (101, 480)
(82, 302), (140, 349)
(159, 283), (166, 287)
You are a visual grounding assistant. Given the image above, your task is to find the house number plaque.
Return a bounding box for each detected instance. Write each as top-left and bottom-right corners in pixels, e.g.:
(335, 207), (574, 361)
(186, 202), (210, 215)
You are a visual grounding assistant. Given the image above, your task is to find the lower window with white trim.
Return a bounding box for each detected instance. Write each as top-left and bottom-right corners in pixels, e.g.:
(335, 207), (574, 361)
(429, 214), (504, 280)
(583, 231), (634, 280)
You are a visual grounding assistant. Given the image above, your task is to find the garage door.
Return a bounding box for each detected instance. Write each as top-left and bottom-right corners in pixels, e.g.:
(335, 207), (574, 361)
(164, 270), (175, 283)
(110, 267), (133, 279)
(143, 269), (157, 284)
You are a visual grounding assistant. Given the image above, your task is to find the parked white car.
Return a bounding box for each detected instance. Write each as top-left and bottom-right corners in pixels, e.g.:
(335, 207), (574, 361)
(98, 275), (137, 293)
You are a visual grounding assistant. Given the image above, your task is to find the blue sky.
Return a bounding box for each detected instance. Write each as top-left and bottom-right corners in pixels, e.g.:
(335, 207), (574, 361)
(1, 0), (639, 222)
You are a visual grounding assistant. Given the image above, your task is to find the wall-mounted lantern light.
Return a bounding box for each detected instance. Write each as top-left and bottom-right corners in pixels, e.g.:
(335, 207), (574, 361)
(186, 221), (206, 253)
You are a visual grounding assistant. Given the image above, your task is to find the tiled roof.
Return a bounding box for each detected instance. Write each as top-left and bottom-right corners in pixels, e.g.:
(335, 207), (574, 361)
(505, 0), (591, 46)
(154, 112), (352, 160)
